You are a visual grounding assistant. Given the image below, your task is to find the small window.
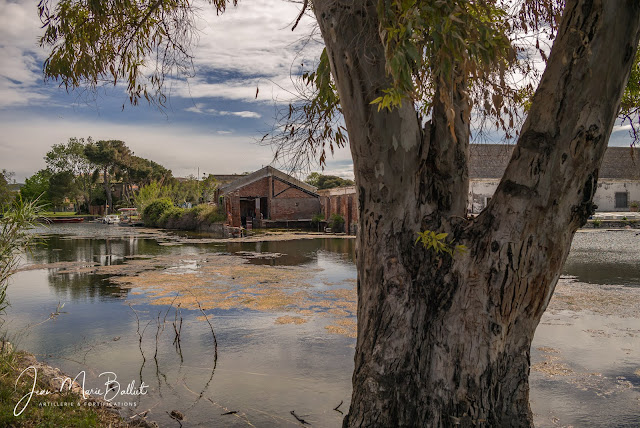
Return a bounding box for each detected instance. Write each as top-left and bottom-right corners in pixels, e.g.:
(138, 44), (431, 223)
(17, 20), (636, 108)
(615, 192), (628, 209)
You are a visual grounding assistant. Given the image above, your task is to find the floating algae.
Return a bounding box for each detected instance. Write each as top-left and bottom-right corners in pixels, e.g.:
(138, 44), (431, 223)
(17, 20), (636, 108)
(532, 347), (574, 377)
(548, 278), (640, 317)
(69, 251), (362, 337)
(325, 319), (357, 338)
(275, 316), (308, 325)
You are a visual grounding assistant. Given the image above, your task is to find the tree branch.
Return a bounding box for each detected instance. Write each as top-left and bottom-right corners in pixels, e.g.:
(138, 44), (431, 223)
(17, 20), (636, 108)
(291, 0), (308, 31)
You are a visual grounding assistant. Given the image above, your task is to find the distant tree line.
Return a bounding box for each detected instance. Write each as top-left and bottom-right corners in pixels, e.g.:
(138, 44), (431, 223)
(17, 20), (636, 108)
(305, 172), (354, 190)
(3, 138), (219, 214)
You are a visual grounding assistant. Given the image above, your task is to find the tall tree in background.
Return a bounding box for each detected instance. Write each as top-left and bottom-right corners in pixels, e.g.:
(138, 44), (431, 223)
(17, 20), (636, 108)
(84, 140), (131, 214)
(48, 170), (78, 211)
(20, 169), (52, 208)
(45, 137), (96, 211)
(38, 0), (640, 426)
(124, 155), (173, 202)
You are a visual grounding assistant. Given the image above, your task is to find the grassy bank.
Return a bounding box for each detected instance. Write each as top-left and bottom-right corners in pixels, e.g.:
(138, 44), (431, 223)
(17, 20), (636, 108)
(142, 199), (225, 230)
(0, 348), (142, 427)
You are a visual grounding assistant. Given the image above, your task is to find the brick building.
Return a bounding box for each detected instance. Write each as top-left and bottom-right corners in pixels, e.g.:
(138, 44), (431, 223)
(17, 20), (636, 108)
(318, 186), (358, 235)
(220, 166), (321, 228)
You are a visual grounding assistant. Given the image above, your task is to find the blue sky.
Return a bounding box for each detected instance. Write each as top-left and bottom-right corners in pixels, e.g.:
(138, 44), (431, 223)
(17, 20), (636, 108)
(0, 0), (635, 182)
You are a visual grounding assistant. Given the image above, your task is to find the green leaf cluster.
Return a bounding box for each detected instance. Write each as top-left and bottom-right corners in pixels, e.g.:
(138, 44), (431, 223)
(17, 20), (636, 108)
(0, 171), (16, 210)
(415, 230), (467, 257)
(375, 1), (514, 117)
(620, 48), (640, 144)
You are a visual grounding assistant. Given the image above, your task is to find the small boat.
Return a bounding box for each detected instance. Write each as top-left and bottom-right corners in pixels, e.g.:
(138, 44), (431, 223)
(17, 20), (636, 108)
(101, 214), (121, 224)
(47, 217), (85, 223)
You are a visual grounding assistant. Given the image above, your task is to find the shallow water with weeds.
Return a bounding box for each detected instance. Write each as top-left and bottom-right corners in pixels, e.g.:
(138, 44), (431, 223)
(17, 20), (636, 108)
(4, 224), (640, 427)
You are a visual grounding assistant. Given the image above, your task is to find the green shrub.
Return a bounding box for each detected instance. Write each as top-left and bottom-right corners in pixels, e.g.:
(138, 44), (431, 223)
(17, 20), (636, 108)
(143, 198), (174, 227)
(592, 219), (601, 228)
(143, 201), (225, 229)
(329, 213), (345, 233)
(205, 205), (226, 223)
(158, 206), (184, 228)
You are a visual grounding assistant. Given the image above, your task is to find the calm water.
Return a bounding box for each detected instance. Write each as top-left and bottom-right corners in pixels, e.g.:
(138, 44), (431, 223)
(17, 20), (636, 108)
(4, 224), (640, 427)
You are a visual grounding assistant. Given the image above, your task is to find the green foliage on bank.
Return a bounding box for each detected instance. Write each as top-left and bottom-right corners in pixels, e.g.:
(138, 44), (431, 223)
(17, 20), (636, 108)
(0, 350), (114, 427)
(1, 199), (41, 312)
(142, 199), (225, 230)
(329, 213), (345, 233)
(142, 198), (174, 227)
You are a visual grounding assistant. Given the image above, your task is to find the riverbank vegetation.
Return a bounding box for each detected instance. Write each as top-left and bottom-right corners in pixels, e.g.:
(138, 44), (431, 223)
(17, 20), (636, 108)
(0, 195), (147, 427)
(0, 199), (40, 307)
(0, 350), (133, 427)
(142, 198), (225, 229)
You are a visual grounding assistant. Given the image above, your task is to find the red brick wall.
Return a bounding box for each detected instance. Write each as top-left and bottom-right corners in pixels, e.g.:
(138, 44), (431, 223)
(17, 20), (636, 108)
(318, 188), (358, 234)
(273, 179), (316, 198)
(225, 193), (241, 227)
(237, 177), (269, 197)
(271, 198), (321, 220)
(224, 175), (321, 223)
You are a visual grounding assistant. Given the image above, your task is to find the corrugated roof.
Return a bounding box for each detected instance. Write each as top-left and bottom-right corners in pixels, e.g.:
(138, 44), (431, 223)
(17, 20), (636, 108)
(469, 144), (640, 180)
(220, 166), (318, 195)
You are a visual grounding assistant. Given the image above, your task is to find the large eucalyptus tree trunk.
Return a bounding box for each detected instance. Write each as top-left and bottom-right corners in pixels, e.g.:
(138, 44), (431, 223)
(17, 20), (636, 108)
(313, 1), (640, 426)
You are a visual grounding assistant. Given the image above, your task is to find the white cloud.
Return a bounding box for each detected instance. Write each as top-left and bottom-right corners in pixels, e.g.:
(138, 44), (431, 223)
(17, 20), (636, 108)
(183, 103), (261, 118)
(0, 0), (51, 108)
(219, 110), (261, 118)
(612, 124), (632, 133)
(192, 0), (320, 76)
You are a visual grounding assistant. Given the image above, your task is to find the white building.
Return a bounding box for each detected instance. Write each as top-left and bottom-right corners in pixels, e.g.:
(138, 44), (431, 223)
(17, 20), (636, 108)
(468, 144), (640, 213)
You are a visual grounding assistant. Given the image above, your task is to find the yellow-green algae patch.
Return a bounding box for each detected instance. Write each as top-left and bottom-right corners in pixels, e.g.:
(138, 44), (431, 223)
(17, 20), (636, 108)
(88, 252), (359, 337)
(275, 315), (308, 325)
(325, 319), (357, 338)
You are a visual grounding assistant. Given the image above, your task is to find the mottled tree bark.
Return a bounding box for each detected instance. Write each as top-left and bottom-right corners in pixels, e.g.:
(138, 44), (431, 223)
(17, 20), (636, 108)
(312, 0), (640, 426)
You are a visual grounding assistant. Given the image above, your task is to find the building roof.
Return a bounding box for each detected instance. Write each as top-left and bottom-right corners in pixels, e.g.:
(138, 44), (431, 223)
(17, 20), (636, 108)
(469, 144), (640, 180)
(211, 174), (248, 185)
(220, 166), (319, 196)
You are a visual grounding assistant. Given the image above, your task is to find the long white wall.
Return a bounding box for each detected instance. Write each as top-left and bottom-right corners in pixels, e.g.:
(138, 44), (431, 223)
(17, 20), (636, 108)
(468, 179), (640, 213)
(592, 180), (640, 211)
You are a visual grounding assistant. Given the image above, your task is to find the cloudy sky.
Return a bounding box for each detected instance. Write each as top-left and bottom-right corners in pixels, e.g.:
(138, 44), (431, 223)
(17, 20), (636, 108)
(0, 0), (634, 182)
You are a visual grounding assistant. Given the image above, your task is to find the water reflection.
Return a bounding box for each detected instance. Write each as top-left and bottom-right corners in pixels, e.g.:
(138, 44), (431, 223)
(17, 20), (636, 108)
(7, 224), (357, 427)
(229, 238), (356, 266)
(563, 230), (640, 286)
(6, 224), (640, 427)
